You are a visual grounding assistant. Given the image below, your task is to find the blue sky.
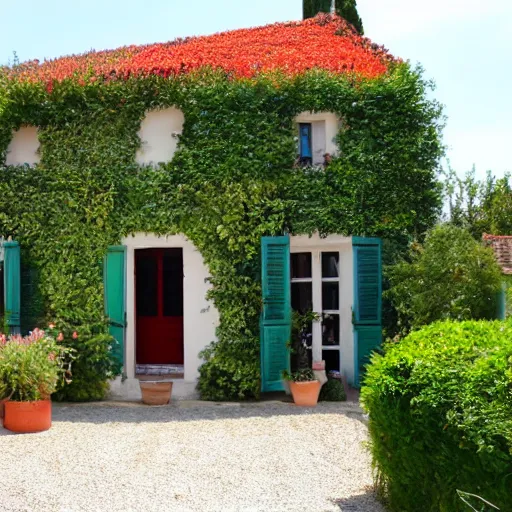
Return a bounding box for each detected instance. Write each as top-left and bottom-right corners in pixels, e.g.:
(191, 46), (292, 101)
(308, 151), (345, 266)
(0, 0), (510, 179)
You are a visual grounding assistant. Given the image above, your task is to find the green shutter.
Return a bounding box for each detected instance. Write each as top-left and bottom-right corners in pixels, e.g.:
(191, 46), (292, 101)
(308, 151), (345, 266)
(353, 237), (382, 386)
(104, 245), (126, 366)
(260, 236), (291, 392)
(3, 241), (21, 334)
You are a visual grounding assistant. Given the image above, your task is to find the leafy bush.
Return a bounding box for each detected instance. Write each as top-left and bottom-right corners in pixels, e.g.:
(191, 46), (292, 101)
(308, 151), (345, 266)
(319, 378), (346, 401)
(361, 320), (512, 511)
(53, 331), (122, 402)
(0, 329), (72, 401)
(387, 225), (502, 332)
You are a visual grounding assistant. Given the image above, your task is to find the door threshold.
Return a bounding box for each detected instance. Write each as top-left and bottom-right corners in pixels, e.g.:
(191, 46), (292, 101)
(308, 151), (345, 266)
(136, 364), (184, 379)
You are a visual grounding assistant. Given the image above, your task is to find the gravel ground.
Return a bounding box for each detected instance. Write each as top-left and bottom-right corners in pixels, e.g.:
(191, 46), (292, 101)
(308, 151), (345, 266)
(1, 401), (383, 512)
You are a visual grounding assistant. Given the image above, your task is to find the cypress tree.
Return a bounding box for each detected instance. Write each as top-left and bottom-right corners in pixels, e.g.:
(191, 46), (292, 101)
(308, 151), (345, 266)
(335, 0), (364, 34)
(303, 0), (364, 35)
(303, 0), (331, 20)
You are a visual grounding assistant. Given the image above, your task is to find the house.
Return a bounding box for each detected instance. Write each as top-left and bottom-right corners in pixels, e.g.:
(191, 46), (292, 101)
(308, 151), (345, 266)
(0, 14), (441, 400)
(483, 233), (512, 318)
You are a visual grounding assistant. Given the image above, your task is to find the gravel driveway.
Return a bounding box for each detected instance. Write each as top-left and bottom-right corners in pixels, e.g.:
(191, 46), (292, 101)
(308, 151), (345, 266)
(1, 401), (383, 512)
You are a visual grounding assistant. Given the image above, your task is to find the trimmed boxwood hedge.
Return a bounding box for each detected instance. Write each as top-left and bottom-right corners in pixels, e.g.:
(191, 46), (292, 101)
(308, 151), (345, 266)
(361, 320), (512, 511)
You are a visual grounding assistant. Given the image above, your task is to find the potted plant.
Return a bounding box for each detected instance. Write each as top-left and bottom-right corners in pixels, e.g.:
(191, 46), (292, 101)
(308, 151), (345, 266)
(0, 328), (72, 433)
(282, 311), (322, 407)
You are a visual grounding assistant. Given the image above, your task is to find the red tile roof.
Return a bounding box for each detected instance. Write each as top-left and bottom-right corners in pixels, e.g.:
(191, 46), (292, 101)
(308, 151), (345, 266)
(483, 233), (512, 274)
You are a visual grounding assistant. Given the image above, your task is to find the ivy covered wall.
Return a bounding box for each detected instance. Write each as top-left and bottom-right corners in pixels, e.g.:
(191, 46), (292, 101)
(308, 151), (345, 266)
(0, 18), (443, 400)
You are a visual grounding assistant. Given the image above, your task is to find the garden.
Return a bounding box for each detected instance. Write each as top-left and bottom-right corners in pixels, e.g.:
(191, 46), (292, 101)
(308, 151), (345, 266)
(361, 175), (512, 511)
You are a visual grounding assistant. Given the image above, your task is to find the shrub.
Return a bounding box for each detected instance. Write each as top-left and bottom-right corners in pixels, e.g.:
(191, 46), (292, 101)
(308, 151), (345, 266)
(361, 320), (512, 511)
(53, 331), (122, 402)
(319, 378), (346, 401)
(386, 225), (502, 332)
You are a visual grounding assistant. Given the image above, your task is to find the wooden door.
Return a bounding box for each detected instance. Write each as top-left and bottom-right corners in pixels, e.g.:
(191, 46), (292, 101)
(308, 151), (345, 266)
(135, 248), (184, 365)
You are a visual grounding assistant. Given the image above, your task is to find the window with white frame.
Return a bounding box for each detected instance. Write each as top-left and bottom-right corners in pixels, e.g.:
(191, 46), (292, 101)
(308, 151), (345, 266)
(290, 249), (342, 373)
(294, 112), (340, 167)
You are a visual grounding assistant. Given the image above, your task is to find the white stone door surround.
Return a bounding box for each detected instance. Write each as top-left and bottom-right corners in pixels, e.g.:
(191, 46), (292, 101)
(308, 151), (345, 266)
(121, 233), (219, 388)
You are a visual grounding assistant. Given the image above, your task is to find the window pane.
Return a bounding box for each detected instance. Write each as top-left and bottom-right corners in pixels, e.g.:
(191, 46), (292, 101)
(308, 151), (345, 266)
(136, 254), (157, 316)
(163, 249), (183, 317)
(322, 349), (340, 372)
(291, 252), (312, 279)
(322, 314), (340, 345)
(322, 282), (339, 310)
(291, 282), (313, 313)
(322, 252), (339, 278)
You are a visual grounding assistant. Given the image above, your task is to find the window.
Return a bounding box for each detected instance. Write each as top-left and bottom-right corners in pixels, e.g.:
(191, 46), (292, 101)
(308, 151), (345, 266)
(294, 112), (340, 167)
(290, 249), (342, 373)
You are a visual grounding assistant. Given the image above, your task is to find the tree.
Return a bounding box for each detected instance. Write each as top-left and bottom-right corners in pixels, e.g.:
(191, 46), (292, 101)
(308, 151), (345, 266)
(386, 224), (502, 332)
(444, 167), (512, 238)
(303, 0), (364, 34)
(335, 0), (364, 34)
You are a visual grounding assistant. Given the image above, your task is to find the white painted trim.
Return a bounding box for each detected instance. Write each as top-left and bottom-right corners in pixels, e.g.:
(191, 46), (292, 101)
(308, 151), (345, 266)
(121, 233), (219, 384)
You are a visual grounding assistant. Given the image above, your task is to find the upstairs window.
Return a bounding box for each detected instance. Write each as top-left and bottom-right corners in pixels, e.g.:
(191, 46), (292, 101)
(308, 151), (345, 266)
(294, 112), (340, 167)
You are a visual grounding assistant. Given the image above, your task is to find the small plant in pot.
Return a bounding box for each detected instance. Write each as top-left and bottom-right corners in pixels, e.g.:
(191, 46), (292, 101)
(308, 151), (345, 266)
(0, 327), (73, 433)
(282, 311), (321, 407)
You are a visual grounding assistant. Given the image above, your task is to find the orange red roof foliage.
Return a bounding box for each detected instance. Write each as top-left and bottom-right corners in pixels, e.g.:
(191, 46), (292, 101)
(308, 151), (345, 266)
(6, 14), (396, 86)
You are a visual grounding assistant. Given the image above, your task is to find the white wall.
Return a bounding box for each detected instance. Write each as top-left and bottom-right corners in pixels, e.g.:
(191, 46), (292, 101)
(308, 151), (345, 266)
(112, 233), (218, 400)
(294, 112), (341, 165)
(6, 126), (40, 166)
(136, 107), (184, 166)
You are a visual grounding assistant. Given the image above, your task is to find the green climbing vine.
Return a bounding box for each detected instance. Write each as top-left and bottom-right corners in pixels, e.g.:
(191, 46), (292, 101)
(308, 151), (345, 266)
(0, 66), (443, 400)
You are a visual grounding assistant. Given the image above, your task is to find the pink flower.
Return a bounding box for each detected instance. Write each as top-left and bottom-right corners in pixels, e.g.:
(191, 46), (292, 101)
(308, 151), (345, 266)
(57, 332), (64, 342)
(72, 331), (78, 339)
(49, 323), (55, 329)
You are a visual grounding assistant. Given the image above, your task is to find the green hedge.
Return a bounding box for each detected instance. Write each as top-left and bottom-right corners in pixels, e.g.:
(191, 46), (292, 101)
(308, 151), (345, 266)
(361, 320), (512, 511)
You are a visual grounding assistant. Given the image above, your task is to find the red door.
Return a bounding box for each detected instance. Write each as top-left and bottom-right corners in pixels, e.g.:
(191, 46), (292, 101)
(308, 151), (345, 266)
(136, 248), (184, 364)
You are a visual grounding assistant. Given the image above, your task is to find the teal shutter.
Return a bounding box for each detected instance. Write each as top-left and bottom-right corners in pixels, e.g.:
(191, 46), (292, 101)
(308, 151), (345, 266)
(496, 281), (506, 320)
(353, 237), (382, 386)
(260, 236), (291, 392)
(104, 246), (126, 366)
(3, 241), (21, 334)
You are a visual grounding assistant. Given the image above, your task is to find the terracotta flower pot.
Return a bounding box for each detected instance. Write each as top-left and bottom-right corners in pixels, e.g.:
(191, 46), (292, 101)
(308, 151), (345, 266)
(289, 380), (321, 407)
(139, 381), (173, 405)
(4, 400), (52, 433)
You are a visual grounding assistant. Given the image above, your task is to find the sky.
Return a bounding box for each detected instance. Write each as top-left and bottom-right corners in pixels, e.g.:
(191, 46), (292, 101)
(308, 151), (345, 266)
(0, 0), (510, 180)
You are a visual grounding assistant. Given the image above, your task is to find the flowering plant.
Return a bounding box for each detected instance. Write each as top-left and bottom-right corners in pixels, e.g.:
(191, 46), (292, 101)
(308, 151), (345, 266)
(0, 328), (73, 402)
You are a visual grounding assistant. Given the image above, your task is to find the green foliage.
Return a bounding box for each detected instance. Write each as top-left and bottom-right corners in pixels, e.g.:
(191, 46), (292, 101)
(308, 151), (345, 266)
(444, 166), (512, 238)
(282, 368), (315, 382)
(319, 377), (346, 401)
(0, 66), (443, 400)
(387, 224), (502, 332)
(361, 320), (512, 511)
(0, 330), (72, 401)
(53, 332), (122, 402)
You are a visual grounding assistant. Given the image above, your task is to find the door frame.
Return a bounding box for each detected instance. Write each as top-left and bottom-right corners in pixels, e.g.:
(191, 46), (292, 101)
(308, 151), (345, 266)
(122, 233), (219, 382)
